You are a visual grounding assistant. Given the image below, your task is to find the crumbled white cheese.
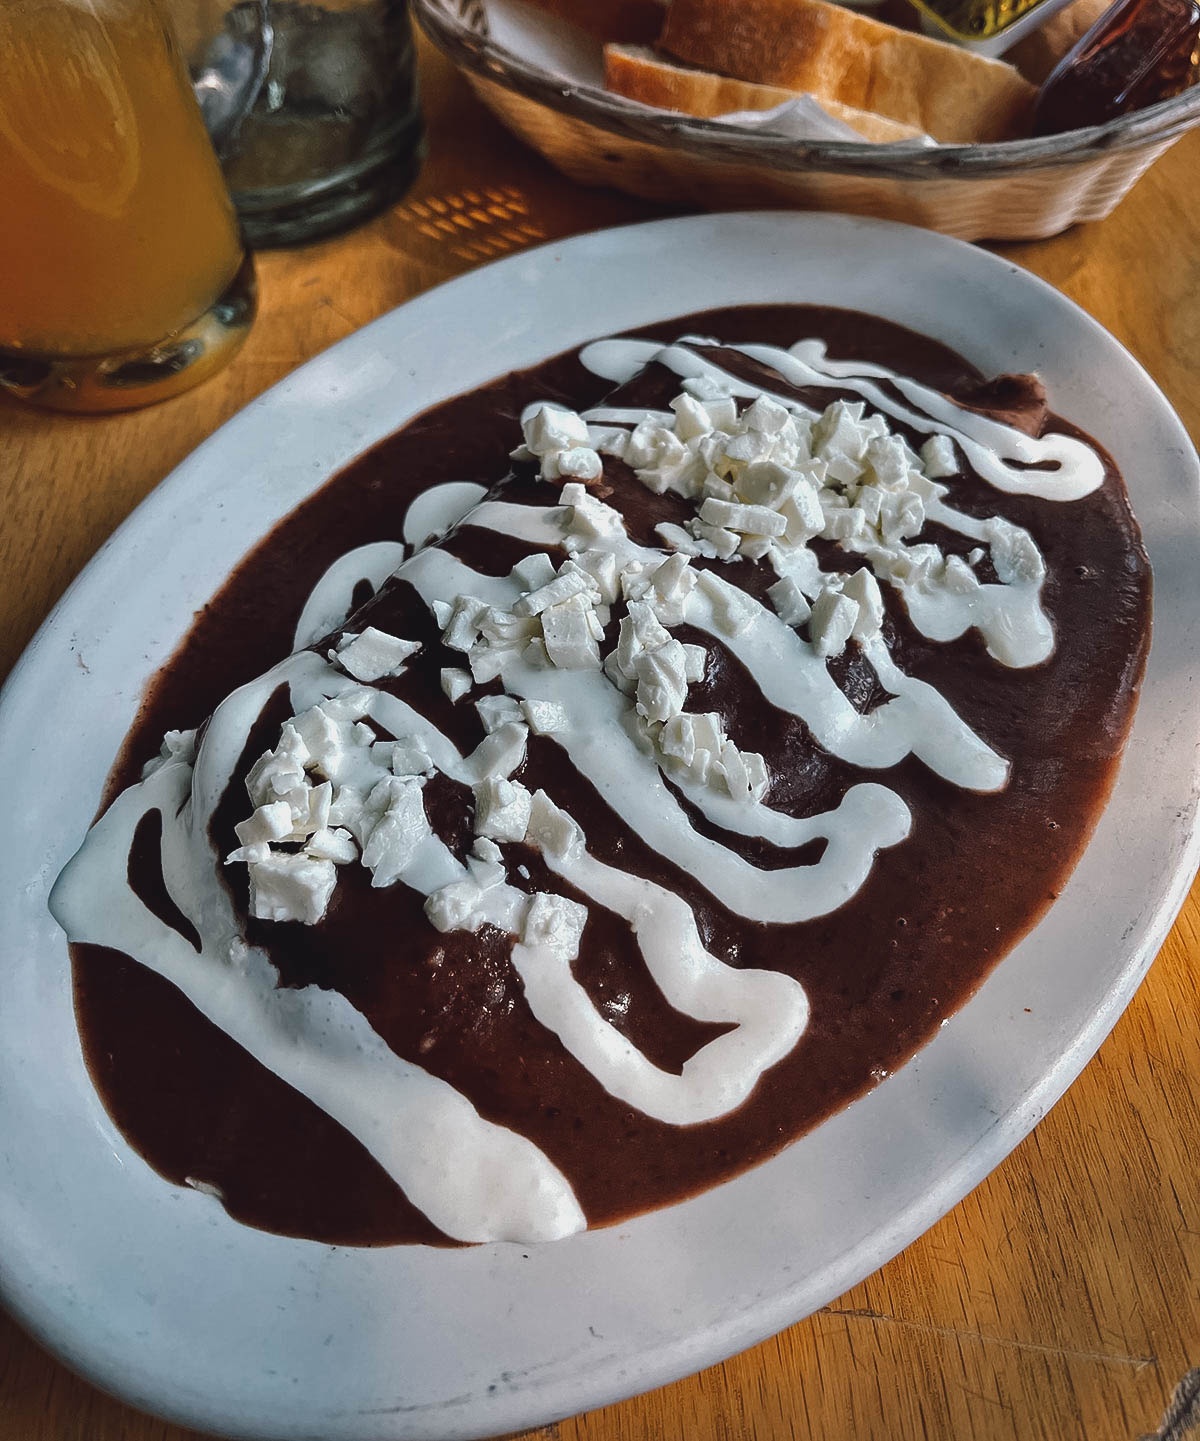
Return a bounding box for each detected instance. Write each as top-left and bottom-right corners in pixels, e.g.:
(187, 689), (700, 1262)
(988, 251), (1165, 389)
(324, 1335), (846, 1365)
(320, 687), (374, 722)
(823, 506), (870, 543)
(509, 552), (557, 593)
(390, 737), (434, 777)
(644, 552), (697, 626)
(778, 480), (824, 544)
(742, 395), (792, 435)
(670, 392), (714, 442)
(809, 585), (859, 659)
(470, 835), (503, 868)
(736, 460), (793, 509)
(306, 826), (358, 864)
(475, 694), (523, 734)
(559, 483), (626, 547)
(332, 627), (421, 684)
(985, 517), (1045, 586)
(541, 600), (602, 670)
(659, 713), (698, 768)
(440, 667), (472, 703)
(863, 435), (912, 491)
(682, 374), (737, 423)
(697, 570), (757, 637)
(521, 698), (567, 735)
(700, 469), (734, 501)
(245, 723), (309, 805)
(585, 424), (629, 459)
(549, 447), (603, 482)
(849, 486), (880, 530)
(290, 779), (332, 837)
(879, 490), (925, 545)
(614, 599), (670, 684)
(722, 428), (775, 467)
(626, 419), (682, 472)
(290, 705), (347, 765)
(361, 777), (431, 889)
(682, 643), (706, 684)
(513, 560), (599, 617)
(526, 790), (582, 860)
(521, 891), (587, 954)
(657, 710), (769, 803)
(467, 721), (528, 782)
(328, 785), (368, 840)
(465, 846), (507, 897)
(247, 853), (337, 925)
(572, 548), (621, 604)
(424, 878), (487, 934)
(229, 368), (1055, 935)
(634, 637), (690, 724)
(234, 800), (293, 848)
(473, 777), (533, 843)
(842, 567), (885, 642)
(767, 575), (811, 628)
(942, 554), (980, 595)
(690, 521), (739, 560)
(921, 433), (959, 478)
(441, 595), (488, 654)
(698, 498), (787, 537)
(814, 399), (884, 466)
(522, 403), (589, 459)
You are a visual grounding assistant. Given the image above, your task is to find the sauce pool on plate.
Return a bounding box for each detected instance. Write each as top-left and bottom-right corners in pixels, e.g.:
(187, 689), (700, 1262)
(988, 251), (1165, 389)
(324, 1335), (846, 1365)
(56, 305), (1150, 1247)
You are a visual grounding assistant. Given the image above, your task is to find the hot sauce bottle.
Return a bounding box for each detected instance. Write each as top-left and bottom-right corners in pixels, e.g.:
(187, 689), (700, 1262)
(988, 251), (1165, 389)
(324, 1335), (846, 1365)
(1034, 0), (1200, 131)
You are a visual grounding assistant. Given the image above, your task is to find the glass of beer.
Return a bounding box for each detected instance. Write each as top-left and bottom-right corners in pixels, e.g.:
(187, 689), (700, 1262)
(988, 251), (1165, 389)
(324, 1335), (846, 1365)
(0, 0), (257, 414)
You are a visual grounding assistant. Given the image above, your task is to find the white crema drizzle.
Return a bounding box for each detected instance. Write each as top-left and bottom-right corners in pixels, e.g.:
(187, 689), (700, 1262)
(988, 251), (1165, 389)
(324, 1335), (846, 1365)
(450, 503), (1007, 793)
(50, 330), (1101, 1246)
(50, 651), (586, 1245)
(579, 336), (1104, 503)
(578, 338), (1103, 668)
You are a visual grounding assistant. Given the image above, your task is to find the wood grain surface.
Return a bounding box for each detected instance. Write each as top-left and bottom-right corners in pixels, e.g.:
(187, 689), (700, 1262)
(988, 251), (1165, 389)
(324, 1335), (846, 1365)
(1, 32), (1198, 1441)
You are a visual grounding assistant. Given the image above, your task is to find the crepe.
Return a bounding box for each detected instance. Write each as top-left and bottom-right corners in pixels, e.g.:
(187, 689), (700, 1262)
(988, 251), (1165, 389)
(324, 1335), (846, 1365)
(53, 316), (1147, 1246)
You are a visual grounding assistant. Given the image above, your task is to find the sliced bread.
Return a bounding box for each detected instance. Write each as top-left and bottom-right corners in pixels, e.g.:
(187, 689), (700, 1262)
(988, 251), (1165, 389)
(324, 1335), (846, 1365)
(659, 0), (1037, 142)
(604, 42), (926, 141)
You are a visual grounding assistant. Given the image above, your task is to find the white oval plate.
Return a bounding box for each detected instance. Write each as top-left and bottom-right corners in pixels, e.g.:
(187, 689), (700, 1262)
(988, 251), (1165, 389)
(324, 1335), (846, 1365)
(1, 213), (1198, 1441)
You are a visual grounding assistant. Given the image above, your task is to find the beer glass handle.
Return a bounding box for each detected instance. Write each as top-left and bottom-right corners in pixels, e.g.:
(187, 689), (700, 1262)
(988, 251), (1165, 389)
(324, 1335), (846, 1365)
(188, 0), (274, 159)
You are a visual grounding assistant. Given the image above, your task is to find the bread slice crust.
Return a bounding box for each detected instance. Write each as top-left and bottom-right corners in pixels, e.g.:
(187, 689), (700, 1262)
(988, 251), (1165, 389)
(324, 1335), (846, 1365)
(604, 42), (926, 141)
(658, 0), (1036, 141)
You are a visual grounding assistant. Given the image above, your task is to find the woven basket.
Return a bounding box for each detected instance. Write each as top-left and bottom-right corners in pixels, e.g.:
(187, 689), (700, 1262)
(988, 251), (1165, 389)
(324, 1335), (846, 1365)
(414, 0), (1200, 241)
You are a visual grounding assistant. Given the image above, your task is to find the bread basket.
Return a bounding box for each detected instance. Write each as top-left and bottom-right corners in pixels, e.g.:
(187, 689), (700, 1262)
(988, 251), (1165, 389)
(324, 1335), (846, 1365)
(413, 0), (1200, 241)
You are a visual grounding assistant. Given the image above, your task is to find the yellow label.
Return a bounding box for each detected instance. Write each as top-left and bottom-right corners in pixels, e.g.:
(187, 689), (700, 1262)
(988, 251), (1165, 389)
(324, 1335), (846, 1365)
(905, 0), (1050, 40)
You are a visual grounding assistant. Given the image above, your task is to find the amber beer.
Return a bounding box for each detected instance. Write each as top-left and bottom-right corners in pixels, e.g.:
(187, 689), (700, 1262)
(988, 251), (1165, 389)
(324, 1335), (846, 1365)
(0, 0), (255, 411)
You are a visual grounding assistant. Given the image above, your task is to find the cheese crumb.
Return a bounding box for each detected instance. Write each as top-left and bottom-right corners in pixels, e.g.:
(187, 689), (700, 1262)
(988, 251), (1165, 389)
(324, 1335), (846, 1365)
(440, 667), (472, 703)
(332, 627), (421, 683)
(247, 853), (337, 925)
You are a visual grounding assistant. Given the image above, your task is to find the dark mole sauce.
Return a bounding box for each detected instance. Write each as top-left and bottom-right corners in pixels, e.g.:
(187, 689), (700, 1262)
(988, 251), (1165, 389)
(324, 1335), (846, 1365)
(72, 306), (1151, 1248)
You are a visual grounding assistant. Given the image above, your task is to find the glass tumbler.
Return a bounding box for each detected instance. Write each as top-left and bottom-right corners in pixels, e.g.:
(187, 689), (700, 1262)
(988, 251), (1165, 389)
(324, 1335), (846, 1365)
(0, 0), (256, 414)
(179, 0), (424, 247)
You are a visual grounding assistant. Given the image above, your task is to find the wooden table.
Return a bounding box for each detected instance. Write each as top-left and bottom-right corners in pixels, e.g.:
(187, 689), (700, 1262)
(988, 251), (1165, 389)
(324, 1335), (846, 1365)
(2, 34), (1198, 1441)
